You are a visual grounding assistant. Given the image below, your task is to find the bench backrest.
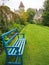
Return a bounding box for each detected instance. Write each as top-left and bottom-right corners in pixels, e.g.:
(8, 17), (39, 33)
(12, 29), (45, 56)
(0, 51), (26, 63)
(1, 28), (18, 48)
(1, 29), (26, 55)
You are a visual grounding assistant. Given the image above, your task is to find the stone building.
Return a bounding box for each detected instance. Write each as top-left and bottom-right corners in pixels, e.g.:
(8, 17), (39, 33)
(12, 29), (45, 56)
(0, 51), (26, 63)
(34, 9), (43, 23)
(14, 1), (25, 14)
(19, 1), (25, 12)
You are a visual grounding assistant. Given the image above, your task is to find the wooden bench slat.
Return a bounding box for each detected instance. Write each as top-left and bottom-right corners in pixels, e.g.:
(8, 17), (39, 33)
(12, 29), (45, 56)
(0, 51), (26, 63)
(21, 39), (26, 55)
(19, 39), (24, 53)
(8, 39), (19, 54)
(8, 38), (23, 55)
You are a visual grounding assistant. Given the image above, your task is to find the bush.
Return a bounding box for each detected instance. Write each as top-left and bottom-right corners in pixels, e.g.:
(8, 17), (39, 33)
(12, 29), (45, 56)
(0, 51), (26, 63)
(42, 11), (49, 26)
(8, 22), (24, 32)
(0, 36), (3, 54)
(42, 0), (49, 26)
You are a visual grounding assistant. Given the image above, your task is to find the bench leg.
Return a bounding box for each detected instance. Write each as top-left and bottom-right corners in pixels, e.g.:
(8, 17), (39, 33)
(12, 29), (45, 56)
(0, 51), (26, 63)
(21, 56), (23, 65)
(5, 56), (9, 65)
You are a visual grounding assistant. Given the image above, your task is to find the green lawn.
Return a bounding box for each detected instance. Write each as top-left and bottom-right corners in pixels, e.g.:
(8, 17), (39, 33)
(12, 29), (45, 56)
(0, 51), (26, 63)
(0, 24), (49, 65)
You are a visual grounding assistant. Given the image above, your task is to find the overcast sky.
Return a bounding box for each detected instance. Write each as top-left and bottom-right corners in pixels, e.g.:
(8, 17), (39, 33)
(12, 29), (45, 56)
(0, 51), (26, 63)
(0, 0), (45, 11)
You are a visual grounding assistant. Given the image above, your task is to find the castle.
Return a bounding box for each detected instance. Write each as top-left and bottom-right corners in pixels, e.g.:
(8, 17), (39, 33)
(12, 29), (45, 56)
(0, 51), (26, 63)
(14, 1), (25, 14)
(14, 1), (43, 23)
(34, 9), (43, 23)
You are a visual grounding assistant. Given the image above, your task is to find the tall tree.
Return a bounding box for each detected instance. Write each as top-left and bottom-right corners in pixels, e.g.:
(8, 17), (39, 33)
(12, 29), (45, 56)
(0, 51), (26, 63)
(27, 8), (35, 24)
(19, 12), (28, 25)
(42, 0), (49, 26)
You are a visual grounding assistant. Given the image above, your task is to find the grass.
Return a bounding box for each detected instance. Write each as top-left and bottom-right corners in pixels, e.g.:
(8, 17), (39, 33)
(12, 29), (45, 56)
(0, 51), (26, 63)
(22, 24), (49, 65)
(0, 24), (49, 65)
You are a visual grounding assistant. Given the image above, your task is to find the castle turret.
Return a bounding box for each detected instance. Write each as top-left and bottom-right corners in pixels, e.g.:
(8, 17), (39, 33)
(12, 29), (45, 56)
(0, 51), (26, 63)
(19, 1), (25, 12)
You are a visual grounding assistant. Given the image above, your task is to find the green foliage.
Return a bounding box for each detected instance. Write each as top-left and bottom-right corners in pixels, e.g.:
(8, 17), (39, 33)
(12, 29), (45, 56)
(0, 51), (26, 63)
(8, 22), (24, 32)
(42, 11), (49, 26)
(0, 6), (24, 34)
(19, 12), (28, 25)
(42, 0), (49, 26)
(0, 31), (3, 54)
(44, 0), (49, 11)
(0, 36), (3, 54)
(0, 6), (11, 33)
(27, 8), (35, 23)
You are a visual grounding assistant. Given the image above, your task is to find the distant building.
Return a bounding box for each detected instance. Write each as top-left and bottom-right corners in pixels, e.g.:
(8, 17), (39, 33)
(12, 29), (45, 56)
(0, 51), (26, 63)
(14, 1), (25, 14)
(34, 9), (43, 23)
(19, 1), (25, 12)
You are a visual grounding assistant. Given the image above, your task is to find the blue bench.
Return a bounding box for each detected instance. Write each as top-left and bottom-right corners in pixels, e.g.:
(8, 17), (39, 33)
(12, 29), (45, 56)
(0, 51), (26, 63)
(1, 28), (26, 65)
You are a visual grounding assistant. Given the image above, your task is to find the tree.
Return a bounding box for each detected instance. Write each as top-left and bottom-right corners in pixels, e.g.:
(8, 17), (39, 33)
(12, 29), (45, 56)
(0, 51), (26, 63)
(27, 8), (35, 24)
(42, 0), (49, 26)
(0, 6), (11, 32)
(19, 12), (28, 25)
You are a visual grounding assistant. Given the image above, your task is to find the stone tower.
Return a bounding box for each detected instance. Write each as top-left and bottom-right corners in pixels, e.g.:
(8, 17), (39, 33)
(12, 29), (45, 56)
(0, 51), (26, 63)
(19, 1), (25, 12)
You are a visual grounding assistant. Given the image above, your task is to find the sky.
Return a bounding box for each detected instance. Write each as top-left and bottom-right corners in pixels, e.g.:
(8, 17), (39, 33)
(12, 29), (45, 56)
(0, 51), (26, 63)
(0, 0), (45, 11)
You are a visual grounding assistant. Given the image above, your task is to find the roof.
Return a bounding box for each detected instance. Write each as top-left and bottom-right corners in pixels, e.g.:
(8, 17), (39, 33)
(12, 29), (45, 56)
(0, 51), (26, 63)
(19, 1), (24, 8)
